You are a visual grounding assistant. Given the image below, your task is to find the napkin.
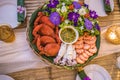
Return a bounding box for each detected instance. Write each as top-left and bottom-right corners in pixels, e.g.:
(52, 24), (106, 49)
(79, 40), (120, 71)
(17, 0), (25, 22)
(103, 0), (112, 13)
(0, 29), (49, 74)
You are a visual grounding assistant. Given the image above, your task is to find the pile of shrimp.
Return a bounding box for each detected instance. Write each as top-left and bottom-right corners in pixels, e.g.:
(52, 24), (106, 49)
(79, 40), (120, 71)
(73, 32), (97, 64)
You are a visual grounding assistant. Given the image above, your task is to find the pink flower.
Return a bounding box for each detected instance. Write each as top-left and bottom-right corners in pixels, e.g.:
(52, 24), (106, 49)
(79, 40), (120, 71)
(17, 6), (25, 14)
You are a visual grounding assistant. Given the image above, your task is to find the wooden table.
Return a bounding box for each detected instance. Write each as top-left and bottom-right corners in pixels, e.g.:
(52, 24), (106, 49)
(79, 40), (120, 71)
(8, 53), (120, 80)
(6, 0), (120, 80)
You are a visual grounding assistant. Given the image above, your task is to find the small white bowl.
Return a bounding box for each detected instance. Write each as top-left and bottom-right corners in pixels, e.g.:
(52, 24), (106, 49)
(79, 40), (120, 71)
(59, 26), (79, 44)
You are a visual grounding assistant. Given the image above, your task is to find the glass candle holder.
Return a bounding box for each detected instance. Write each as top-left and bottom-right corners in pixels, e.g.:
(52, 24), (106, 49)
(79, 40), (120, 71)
(105, 24), (120, 44)
(0, 24), (15, 42)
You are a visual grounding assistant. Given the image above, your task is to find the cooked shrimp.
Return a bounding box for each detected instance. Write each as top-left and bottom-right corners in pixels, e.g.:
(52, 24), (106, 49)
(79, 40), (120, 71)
(84, 39), (96, 45)
(90, 43), (96, 48)
(84, 44), (90, 50)
(84, 50), (93, 56)
(76, 56), (85, 64)
(84, 33), (92, 40)
(74, 43), (84, 49)
(87, 36), (97, 44)
(78, 36), (83, 41)
(79, 54), (88, 61)
(91, 36), (96, 41)
(76, 49), (84, 54)
(82, 52), (89, 59)
(74, 40), (83, 45)
(74, 32), (98, 64)
(90, 39), (96, 44)
(84, 36), (92, 40)
(84, 40), (90, 44)
(89, 46), (97, 54)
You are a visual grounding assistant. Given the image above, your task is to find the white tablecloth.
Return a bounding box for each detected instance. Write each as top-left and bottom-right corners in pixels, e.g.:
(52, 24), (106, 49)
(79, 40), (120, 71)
(0, 29), (48, 74)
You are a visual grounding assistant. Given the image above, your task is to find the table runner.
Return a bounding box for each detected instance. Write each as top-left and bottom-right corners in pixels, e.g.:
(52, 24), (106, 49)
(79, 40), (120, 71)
(0, 29), (48, 74)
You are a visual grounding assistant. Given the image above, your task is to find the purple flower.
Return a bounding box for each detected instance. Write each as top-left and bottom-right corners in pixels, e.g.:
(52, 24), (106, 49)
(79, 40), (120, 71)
(83, 76), (91, 80)
(84, 18), (93, 30)
(84, 4), (88, 8)
(73, 1), (81, 9)
(89, 10), (98, 19)
(17, 6), (25, 14)
(47, 0), (59, 8)
(49, 12), (61, 26)
(68, 12), (80, 26)
(105, 0), (110, 5)
(95, 24), (100, 31)
(44, 8), (51, 14)
(74, 22), (78, 26)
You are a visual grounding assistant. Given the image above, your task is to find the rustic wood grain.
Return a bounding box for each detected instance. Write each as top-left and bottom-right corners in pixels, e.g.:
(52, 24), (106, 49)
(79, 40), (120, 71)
(8, 53), (120, 80)
(7, 0), (120, 80)
(98, 0), (120, 27)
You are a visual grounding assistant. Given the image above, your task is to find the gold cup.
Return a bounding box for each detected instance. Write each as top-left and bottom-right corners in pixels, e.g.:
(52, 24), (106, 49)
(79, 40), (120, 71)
(0, 24), (15, 42)
(105, 24), (120, 44)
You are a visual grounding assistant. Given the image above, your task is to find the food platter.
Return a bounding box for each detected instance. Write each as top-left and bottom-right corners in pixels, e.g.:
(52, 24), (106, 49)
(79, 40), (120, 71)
(27, 0), (100, 68)
(27, 0), (100, 79)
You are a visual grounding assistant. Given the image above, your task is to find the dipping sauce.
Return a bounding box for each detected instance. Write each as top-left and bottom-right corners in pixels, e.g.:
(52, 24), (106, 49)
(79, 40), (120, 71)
(0, 24), (15, 42)
(60, 28), (76, 43)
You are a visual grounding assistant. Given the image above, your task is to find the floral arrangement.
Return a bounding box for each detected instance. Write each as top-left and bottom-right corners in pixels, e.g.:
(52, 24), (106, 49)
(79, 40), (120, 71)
(29, 0), (101, 80)
(30, 0), (101, 66)
(30, 0), (100, 66)
(41, 0), (100, 36)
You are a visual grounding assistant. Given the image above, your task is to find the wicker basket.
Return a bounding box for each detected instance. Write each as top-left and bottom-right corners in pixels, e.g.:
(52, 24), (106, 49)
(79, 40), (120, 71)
(26, 8), (101, 70)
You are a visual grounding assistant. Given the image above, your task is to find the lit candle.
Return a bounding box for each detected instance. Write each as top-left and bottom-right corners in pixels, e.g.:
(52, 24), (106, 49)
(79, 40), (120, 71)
(105, 24), (120, 44)
(108, 32), (117, 40)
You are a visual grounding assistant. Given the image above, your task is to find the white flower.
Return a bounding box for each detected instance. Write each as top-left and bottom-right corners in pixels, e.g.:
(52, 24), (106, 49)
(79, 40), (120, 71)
(80, 26), (84, 30)
(92, 21), (95, 25)
(74, 0), (79, 2)
(62, 3), (65, 6)
(78, 17), (82, 21)
(56, 8), (60, 12)
(61, 6), (67, 13)
(43, 4), (47, 8)
(96, 21), (99, 23)
(74, 9), (78, 13)
(65, 20), (69, 24)
(78, 7), (86, 15)
(91, 30), (94, 33)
